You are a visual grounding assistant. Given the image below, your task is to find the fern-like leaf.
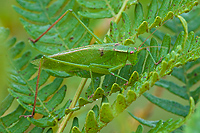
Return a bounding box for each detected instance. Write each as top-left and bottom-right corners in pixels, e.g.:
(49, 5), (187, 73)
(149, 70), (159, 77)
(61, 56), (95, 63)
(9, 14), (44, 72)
(0, 27), (31, 133)
(6, 0), (200, 132)
(184, 102), (200, 132)
(14, 0), (93, 54)
(68, 31), (200, 131)
(129, 97), (195, 132)
(0, 27), (71, 130)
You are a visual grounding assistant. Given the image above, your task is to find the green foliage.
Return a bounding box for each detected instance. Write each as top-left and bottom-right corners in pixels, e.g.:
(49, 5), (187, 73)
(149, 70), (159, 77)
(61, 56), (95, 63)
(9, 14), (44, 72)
(184, 103), (200, 132)
(130, 97), (195, 133)
(0, 0), (200, 132)
(0, 27), (71, 132)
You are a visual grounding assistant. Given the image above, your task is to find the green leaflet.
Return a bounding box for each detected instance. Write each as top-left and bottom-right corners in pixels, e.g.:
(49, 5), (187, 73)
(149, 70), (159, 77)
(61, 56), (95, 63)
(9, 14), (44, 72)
(184, 103), (200, 132)
(0, 94), (14, 116)
(77, 0), (123, 18)
(143, 92), (190, 117)
(0, 106), (29, 133)
(85, 110), (99, 132)
(155, 79), (189, 100)
(135, 125), (143, 133)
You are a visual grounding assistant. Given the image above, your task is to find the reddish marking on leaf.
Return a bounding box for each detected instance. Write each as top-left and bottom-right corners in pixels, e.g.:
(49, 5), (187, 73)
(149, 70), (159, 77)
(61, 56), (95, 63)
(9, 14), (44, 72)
(155, 57), (163, 65)
(88, 94), (94, 99)
(115, 43), (120, 46)
(123, 81), (128, 86)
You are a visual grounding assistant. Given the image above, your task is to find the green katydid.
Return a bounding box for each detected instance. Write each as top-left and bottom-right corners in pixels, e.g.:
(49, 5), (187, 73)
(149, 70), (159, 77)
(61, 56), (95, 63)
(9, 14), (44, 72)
(20, 9), (168, 118)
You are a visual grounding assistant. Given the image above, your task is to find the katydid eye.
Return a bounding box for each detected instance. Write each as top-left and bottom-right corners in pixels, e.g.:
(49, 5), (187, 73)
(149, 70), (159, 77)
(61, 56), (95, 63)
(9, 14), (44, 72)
(130, 51), (134, 54)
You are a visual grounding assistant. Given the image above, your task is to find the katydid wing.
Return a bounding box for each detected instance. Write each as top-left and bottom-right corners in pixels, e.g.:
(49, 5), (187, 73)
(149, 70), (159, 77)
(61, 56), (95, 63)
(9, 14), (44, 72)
(32, 43), (139, 79)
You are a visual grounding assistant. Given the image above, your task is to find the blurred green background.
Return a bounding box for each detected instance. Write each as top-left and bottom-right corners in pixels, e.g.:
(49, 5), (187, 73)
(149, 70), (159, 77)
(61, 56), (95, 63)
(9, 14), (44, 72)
(0, 0), (199, 133)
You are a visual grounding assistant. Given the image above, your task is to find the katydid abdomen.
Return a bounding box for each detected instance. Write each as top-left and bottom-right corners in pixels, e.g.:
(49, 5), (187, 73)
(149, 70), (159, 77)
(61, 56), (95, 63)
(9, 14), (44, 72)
(32, 43), (138, 78)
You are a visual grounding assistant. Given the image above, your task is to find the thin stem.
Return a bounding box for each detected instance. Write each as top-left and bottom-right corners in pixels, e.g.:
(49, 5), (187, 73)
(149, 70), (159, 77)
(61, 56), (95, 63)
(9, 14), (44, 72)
(114, 0), (129, 23)
(103, 0), (130, 41)
(56, 78), (88, 133)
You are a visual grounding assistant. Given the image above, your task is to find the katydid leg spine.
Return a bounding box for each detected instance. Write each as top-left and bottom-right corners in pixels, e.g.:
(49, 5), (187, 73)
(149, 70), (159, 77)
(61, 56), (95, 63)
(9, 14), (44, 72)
(21, 9), (172, 118)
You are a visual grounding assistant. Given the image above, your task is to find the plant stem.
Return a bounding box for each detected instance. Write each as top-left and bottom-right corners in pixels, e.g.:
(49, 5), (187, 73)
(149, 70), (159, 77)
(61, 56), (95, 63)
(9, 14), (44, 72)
(114, 0), (130, 23)
(56, 78), (88, 133)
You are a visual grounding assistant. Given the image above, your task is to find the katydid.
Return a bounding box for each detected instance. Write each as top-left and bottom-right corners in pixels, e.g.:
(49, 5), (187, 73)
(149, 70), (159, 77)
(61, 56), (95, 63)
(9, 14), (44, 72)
(20, 9), (167, 118)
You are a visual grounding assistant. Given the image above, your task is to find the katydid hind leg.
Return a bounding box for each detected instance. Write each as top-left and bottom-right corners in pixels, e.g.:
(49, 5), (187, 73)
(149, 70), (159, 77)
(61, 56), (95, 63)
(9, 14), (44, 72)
(30, 9), (103, 44)
(20, 60), (42, 118)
